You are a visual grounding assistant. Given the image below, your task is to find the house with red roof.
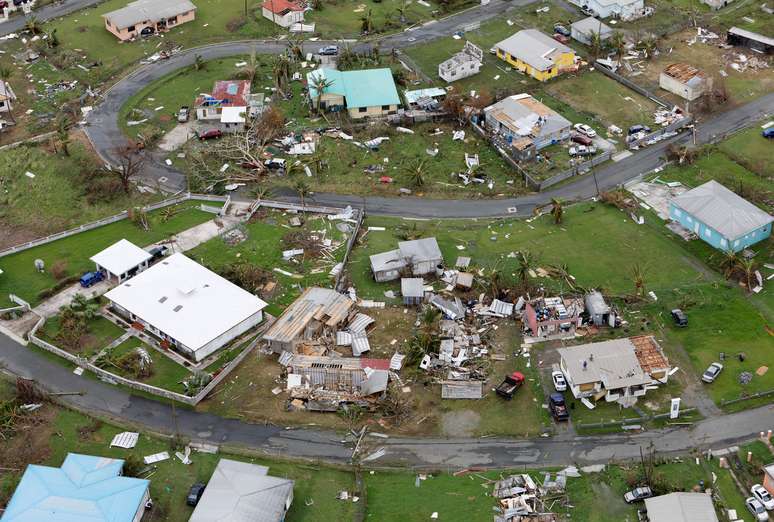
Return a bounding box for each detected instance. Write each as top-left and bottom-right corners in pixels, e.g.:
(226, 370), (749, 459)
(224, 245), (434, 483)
(194, 80), (252, 133)
(261, 0), (304, 28)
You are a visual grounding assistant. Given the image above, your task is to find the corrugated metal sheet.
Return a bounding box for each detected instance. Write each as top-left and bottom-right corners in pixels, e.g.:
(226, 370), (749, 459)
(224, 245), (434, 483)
(336, 331), (352, 346)
(351, 332), (370, 356)
(349, 313), (375, 333)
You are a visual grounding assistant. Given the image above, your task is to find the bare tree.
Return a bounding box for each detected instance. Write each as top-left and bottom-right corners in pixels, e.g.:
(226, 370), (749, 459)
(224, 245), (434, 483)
(112, 143), (146, 193)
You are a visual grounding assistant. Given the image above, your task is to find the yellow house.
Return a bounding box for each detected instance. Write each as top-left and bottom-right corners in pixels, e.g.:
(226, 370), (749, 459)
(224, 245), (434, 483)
(494, 29), (576, 82)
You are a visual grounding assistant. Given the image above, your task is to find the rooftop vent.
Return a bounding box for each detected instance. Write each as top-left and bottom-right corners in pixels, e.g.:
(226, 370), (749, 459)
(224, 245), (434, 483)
(158, 296), (168, 303)
(173, 305), (183, 312)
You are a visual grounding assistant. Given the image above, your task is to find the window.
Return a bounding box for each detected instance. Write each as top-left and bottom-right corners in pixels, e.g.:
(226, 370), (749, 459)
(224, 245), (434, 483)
(673, 209), (682, 217)
(128, 25), (135, 31)
(381, 105), (390, 110)
(168, 16), (177, 25)
(720, 238), (727, 248)
(704, 228), (711, 238)
(358, 107), (367, 113)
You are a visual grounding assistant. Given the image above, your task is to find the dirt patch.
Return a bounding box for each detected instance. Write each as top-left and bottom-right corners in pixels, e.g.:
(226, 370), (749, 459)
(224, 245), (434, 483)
(441, 409), (480, 437)
(0, 404), (57, 472)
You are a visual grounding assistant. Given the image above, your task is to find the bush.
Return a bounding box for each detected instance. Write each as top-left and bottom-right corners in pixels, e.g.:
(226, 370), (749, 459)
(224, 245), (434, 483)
(122, 454), (145, 477)
(226, 16), (246, 32)
(50, 259), (69, 281)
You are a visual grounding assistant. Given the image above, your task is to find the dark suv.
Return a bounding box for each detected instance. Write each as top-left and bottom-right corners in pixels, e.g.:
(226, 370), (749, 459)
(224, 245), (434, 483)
(186, 483), (206, 506)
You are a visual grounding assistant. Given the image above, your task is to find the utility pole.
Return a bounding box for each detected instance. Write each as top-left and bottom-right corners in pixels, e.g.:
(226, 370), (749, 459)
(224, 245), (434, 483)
(592, 166), (600, 197)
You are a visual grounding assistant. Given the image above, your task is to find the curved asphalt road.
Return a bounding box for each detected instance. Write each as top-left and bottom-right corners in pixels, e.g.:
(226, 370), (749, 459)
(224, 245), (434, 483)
(2, 331), (773, 468)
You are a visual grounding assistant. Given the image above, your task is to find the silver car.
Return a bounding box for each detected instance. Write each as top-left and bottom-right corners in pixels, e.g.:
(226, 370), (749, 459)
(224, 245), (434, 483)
(747, 497), (770, 521)
(702, 362), (723, 383)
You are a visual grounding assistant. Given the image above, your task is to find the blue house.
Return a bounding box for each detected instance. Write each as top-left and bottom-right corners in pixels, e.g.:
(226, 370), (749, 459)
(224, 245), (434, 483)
(1, 453), (150, 522)
(669, 180), (773, 252)
(306, 67), (401, 119)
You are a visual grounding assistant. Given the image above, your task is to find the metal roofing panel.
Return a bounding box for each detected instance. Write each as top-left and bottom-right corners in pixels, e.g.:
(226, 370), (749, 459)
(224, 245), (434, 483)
(495, 29), (574, 71)
(349, 313), (374, 333)
(644, 493), (718, 522)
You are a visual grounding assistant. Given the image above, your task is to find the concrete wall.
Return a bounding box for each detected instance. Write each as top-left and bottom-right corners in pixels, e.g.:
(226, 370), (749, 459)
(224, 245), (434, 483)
(669, 203), (772, 252)
(439, 59), (481, 82)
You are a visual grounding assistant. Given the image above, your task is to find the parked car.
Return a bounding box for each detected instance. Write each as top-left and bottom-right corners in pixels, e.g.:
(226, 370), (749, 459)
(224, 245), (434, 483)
(569, 145), (597, 157)
(177, 106), (190, 123)
(318, 45), (339, 56)
(628, 124), (652, 136)
(624, 487), (654, 503)
(551, 371), (567, 392)
(573, 123), (597, 138)
(553, 33), (570, 44)
(747, 497), (771, 521)
(197, 129), (222, 141)
(571, 133), (593, 146)
(752, 484), (774, 511)
(495, 371), (525, 400)
(79, 271), (104, 288)
(553, 24), (571, 37)
(264, 158), (286, 170)
(186, 483), (206, 506)
(147, 245), (168, 262)
(702, 362), (724, 383)
(580, 5), (596, 16)
(671, 308), (688, 327)
(549, 393), (569, 421)
(763, 127), (774, 139)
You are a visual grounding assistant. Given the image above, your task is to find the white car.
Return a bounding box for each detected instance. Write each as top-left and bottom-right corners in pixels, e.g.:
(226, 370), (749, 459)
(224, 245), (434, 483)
(551, 371), (567, 392)
(573, 123), (597, 138)
(752, 484), (774, 511)
(747, 497), (771, 521)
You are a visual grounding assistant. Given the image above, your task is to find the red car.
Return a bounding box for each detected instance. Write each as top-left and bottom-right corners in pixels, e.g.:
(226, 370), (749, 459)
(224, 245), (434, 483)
(198, 129), (222, 141)
(571, 133), (593, 146)
(553, 33), (570, 44)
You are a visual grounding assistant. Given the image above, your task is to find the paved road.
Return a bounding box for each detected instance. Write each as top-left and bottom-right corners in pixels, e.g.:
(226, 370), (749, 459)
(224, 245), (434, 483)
(0, 0), (104, 36)
(2, 331), (772, 467)
(87, 31), (774, 217)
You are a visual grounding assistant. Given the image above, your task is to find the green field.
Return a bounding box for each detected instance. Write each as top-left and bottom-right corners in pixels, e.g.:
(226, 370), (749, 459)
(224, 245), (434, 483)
(0, 145), (160, 244)
(104, 337), (194, 394)
(0, 203), (212, 307)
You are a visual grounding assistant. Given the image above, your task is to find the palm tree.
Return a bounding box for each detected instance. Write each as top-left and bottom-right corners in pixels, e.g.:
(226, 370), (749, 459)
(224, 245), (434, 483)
(719, 250), (739, 279)
(418, 306), (440, 350)
(252, 185), (274, 201)
(46, 28), (60, 49)
(630, 263), (646, 298)
(404, 159), (427, 189)
(739, 258), (756, 291)
(25, 16), (42, 35)
(517, 251), (536, 287)
(641, 37), (658, 59)
(193, 54), (205, 71)
(273, 55), (291, 95)
(610, 31), (626, 66)
(286, 36), (304, 61)
(310, 72), (334, 114)
(360, 9), (374, 34)
(56, 116), (71, 156)
(550, 198), (563, 225)
(0, 66), (15, 124)
(293, 179), (311, 208)
(240, 47), (259, 83)
(588, 30), (602, 62)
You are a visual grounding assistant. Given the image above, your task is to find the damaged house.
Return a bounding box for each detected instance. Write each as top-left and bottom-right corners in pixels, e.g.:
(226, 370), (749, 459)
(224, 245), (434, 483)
(262, 287), (353, 353)
(103, 0), (196, 41)
(483, 94), (572, 162)
(659, 63), (713, 102)
(285, 355), (391, 405)
(439, 41), (484, 83)
(370, 237), (444, 282)
(195, 80), (254, 133)
(523, 297), (583, 340)
(494, 29), (576, 82)
(0, 79), (16, 115)
(559, 335), (670, 406)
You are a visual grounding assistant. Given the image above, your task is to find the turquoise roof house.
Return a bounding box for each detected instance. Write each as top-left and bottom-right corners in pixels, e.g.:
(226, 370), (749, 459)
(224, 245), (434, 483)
(306, 68), (401, 119)
(1, 453), (150, 522)
(669, 180), (773, 253)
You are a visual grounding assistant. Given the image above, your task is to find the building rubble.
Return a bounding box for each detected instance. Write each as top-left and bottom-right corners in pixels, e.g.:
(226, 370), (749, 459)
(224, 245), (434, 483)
(490, 471), (577, 522)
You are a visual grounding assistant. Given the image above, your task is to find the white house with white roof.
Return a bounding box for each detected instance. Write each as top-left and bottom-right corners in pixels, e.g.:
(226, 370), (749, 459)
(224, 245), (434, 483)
(90, 239), (152, 283)
(103, 253), (267, 362)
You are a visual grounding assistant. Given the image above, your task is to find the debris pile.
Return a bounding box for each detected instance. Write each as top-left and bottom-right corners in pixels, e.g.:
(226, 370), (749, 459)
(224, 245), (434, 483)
(491, 471), (575, 522)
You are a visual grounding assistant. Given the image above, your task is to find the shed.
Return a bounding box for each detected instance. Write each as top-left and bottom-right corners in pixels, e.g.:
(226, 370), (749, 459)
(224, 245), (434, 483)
(659, 63), (712, 101)
(189, 459), (294, 522)
(644, 492), (718, 522)
(584, 291), (611, 326)
(727, 27), (774, 54)
(90, 239), (152, 283)
(570, 17), (613, 45)
(398, 237), (443, 276)
(370, 249), (407, 282)
(401, 278), (425, 305)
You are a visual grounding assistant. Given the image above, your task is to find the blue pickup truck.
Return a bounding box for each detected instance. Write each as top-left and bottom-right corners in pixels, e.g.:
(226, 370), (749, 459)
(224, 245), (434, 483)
(79, 271), (104, 288)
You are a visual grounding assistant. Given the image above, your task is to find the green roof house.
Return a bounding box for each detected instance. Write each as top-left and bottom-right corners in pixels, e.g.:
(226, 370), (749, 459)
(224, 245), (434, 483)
(306, 68), (401, 119)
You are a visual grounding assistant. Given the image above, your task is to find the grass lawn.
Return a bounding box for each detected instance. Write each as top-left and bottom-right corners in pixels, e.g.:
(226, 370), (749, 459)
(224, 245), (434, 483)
(38, 313), (126, 358)
(103, 337), (193, 394)
(0, 144), (160, 247)
(187, 208), (349, 315)
(348, 203), (707, 300)
(0, 202), (212, 307)
(717, 124), (774, 178)
(544, 70), (658, 134)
